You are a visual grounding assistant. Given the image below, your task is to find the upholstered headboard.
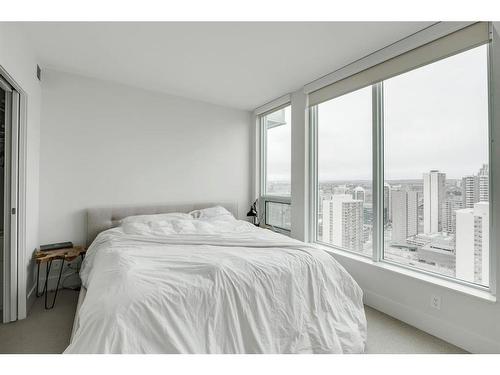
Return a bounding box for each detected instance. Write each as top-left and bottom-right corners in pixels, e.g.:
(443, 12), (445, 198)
(86, 202), (239, 246)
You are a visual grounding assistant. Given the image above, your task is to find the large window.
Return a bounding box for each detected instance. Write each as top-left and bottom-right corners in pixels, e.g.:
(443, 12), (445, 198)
(260, 105), (291, 232)
(311, 28), (491, 289)
(315, 86), (373, 256)
(383, 44), (489, 286)
(262, 105), (291, 196)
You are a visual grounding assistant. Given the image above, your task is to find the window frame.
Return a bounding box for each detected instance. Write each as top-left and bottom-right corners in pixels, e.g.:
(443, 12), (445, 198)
(263, 199), (292, 233)
(309, 41), (494, 294)
(259, 102), (292, 234)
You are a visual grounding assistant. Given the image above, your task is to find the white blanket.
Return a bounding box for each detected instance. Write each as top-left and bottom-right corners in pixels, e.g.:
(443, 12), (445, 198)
(65, 220), (366, 353)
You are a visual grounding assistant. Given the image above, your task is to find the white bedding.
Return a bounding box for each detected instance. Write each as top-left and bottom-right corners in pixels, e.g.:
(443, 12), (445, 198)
(65, 213), (366, 354)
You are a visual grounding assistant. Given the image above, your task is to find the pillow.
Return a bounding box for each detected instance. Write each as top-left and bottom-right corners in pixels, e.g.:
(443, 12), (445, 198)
(189, 206), (234, 220)
(121, 212), (192, 225)
(122, 218), (255, 236)
(192, 220), (217, 234)
(149, 220), (176, 235)
(121, 222), (152, 235)
(122, 218), (197, 235)
(170, 219), (198, 234)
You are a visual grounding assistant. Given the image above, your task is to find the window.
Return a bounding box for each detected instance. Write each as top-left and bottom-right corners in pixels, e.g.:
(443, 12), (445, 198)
(310, 23), (491, 289)
(260, 105), (291, 232)
(315, 86), (373, 256)
(262, 105), (291, 196)
(383, 44), (489, 286)
(265, 201), (291, 231)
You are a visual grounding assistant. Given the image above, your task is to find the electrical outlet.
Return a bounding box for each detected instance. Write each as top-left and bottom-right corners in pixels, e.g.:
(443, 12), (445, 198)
(431, 295), (441, 310)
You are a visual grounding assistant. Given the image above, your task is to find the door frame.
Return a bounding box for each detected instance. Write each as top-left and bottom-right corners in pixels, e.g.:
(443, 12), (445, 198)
(0, 65), (28, 322)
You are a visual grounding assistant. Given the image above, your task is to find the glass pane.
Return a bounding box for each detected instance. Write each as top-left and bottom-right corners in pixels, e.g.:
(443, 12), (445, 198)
(316, 86), (373, 256)
(383, 44), (489, 286)
(264, 106), (291, 196)
(265, 201), (291, 231)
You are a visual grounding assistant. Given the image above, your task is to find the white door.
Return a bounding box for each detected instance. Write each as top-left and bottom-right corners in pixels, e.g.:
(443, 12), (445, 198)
(1, 75), (19, 323)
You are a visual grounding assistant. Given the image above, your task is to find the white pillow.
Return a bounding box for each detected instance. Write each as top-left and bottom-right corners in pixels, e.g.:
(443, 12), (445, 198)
(121, 222), (152, 235)
(192, 220), (217, 234)
(122, 218), (196, 235)
(150, 220), (176, 235)
(121, 212), (192, 225)
(170, 219), (198, 234)
(189, 206), (234, 220)
(121, 215), (256, 236)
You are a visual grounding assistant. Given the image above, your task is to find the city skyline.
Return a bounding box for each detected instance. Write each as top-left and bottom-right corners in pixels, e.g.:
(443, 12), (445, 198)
(309, 163), (490, 287)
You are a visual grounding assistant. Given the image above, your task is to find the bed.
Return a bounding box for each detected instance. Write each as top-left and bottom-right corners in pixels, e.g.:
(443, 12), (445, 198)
(66, 202), (366, 354)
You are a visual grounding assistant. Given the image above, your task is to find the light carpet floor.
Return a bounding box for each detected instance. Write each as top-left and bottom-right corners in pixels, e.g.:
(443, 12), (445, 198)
(0, 289), (466, 354)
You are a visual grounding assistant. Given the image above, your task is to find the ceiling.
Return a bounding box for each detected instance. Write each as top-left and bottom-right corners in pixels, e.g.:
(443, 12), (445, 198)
(20, 22), (434, 110)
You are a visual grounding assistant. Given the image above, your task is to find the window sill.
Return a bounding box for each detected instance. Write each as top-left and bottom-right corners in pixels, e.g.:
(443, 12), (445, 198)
(314, 243), (497, 303)
(261, 225), (291, 236)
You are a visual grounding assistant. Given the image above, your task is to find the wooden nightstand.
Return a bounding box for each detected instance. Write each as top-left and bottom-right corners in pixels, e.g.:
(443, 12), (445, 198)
(34, 246), (86, 309)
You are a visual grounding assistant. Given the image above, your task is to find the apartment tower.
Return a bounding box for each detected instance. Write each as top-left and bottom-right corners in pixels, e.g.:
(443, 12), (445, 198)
(455, 202), (489, 285)
(391, 189), (418, 244)
(322, 194), (364, 251)
(423, 170), (446, 234)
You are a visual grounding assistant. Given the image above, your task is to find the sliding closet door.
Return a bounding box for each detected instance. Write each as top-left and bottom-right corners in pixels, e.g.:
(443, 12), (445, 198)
(9, 91), (19, 322)
(1, 75), (19, 323)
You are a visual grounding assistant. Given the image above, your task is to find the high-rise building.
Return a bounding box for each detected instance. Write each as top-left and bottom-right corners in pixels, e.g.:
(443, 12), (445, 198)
(455, 202), (489, 285)
(423, 170), (446, 234)
(462, 175), (479, 208)
(363, 202), (373, 226)
(462, 164), (489, 208)
(333, 185), (348, 195)
(391, 189), (418, 244)
(478, 164), (489, 202)
(384, 183), (392, 225)
(442, 199), (462, 234)
(352, 186), (365, 202)
(322, 194), (363, 251)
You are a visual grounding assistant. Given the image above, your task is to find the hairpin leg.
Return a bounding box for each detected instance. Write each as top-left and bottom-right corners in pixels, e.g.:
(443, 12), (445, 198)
(44, 258), (65, 310)
(36, 262), (45, 298)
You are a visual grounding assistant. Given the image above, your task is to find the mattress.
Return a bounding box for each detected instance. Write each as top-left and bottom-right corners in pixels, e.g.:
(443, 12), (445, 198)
(66, 208), (366, 353)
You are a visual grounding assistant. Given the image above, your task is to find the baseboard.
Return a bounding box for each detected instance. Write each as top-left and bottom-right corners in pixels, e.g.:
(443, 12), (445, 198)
(26, 270), (80, 312)
(26, 283), (36, 315)
(364, 289), (500, 353)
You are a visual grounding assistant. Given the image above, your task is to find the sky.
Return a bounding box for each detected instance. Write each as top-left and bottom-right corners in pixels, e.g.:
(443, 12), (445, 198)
(266, 44), (489, 183)
(265, 106), (291, 181)
(317, 85), (372, 181)
(382, 44), (489, 180)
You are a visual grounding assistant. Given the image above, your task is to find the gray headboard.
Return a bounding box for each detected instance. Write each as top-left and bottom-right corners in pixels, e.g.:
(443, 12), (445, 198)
(86, 202), (239, 247)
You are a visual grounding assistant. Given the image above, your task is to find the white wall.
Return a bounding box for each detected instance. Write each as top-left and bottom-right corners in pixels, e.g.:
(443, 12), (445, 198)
(0, 23), (42, 318)
(39, 69), (252, 247)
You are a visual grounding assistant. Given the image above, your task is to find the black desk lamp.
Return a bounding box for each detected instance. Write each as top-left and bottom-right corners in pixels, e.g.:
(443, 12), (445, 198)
(246, 200), (259, 226)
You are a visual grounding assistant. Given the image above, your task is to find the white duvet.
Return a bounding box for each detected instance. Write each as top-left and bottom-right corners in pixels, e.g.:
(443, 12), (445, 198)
(65, 212), (366, 354)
